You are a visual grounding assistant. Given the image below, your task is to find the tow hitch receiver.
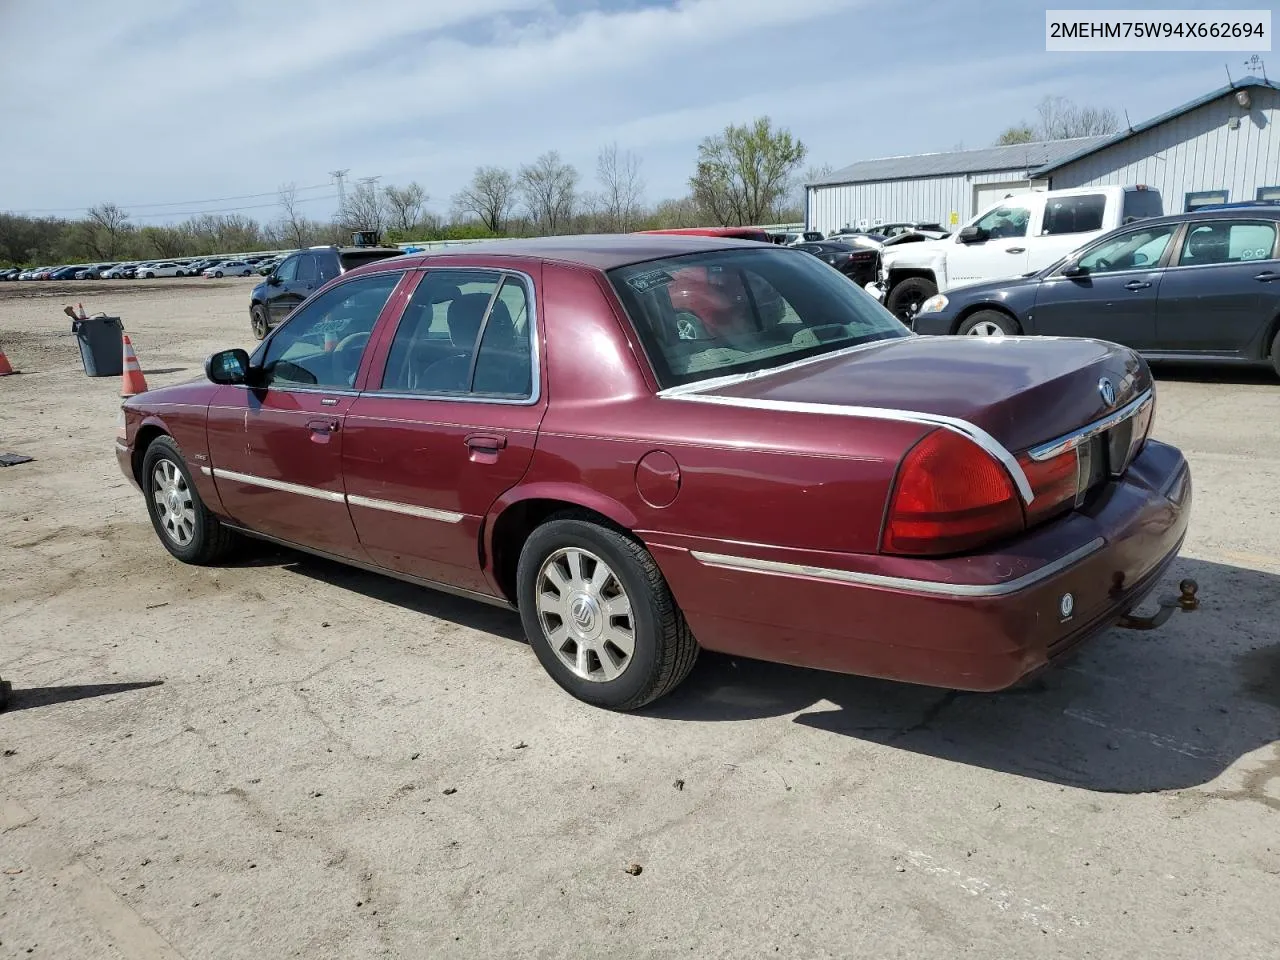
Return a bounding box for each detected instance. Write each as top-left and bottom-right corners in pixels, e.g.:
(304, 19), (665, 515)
(1117, 578), (1200, 631)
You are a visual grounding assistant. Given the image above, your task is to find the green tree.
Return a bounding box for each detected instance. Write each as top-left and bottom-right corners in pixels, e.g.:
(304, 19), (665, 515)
(690, 117), (807, 226)
(996, 124), (1036, 145)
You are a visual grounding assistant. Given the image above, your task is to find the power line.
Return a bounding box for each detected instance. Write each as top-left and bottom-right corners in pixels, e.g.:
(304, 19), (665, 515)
(127, 193), (340, 221)
(11, 182), (333, 215)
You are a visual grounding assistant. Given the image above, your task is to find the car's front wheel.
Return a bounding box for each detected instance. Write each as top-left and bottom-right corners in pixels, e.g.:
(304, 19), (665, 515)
(144, 272), (155, 279)
(957, 309), (1020, 337)
(250, 304), (269, 339)
(517, 515), (698, 710)
(886, 277), (937, 324)
(1270, 327), (1280, 379)
(214, 270), (223, 278)
(142, 436), (237, 565)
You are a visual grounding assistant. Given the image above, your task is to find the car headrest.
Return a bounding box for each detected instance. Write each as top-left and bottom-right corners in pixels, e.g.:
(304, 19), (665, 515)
(446, 294), (513, 349)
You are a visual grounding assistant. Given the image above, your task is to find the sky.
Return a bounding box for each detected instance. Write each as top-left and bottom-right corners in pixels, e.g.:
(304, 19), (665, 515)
(0, 0), (1270, 225)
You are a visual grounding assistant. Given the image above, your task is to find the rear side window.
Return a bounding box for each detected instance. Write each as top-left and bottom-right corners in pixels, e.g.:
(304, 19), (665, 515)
(1178, 221), (1278, 266)
(381, 271), (534, 399)
(339, 250), (402, 273)
(1041, 194), (1105, 235)
(1122, 189), (1164, 222)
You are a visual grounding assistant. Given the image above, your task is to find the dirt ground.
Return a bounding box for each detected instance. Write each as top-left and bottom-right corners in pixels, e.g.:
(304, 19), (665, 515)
(2, 278), (1279, 959)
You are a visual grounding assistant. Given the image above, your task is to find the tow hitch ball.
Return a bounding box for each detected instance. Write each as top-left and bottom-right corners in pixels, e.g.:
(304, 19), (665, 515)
(1117, 578), (1200, 631)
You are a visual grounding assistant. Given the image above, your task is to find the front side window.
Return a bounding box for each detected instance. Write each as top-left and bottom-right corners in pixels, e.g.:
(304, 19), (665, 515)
(1178, 220), (1278, 266)
(973, 204), (1031, 239)
(295, 255), (317, 283)
(381, 270), (533, 399)
(273, 256), (298, 283)
(1074, 223), (1179, 274)
(259, 271), (401, 389)
(1041, 194), (1106, 236)
(609, 247), (908, 390)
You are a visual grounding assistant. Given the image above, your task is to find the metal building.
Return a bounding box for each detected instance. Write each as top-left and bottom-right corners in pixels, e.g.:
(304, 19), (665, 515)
(807, 76), (1280, 236)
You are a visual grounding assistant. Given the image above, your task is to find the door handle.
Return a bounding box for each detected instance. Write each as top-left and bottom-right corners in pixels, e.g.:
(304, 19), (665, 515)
(307, 417), (340, 432)
(465, 433), (506, 452)
(1006, 247), (1026, 254)
(1124, 280), (1152, 290)
(1254, 271), (1278, 282)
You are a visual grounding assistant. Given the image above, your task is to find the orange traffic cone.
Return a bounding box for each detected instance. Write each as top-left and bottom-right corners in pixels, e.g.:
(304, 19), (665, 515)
(121, 334), (149, 397)
(0, 345), (15, 376)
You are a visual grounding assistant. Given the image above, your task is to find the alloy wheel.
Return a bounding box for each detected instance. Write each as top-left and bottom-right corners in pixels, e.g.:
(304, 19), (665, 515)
(151, 459), (196, 546)
(966, 320), (1006, 336)
(535, 547), (635, 682)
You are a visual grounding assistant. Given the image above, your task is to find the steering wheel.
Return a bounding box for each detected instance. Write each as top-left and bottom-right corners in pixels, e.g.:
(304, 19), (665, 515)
(332, 331), (371, 386)
(1092, 257), (1112, 272)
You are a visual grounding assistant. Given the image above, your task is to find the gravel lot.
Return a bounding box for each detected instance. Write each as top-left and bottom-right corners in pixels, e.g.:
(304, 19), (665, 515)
(2, 279), (1278, 959)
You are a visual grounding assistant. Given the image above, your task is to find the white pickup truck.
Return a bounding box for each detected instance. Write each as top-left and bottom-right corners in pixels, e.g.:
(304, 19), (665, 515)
(871, 185), (1164, 322)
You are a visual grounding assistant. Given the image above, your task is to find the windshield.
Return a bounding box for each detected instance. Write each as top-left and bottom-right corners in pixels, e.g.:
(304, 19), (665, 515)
(608, 247), (909, 389)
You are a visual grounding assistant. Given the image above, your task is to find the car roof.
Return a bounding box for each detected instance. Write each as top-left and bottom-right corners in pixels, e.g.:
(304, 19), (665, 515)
(351, 233), (766, 273)
(1115, 204), (1280, 230)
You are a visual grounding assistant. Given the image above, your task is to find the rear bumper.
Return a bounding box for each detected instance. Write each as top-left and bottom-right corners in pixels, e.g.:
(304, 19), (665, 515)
(651, 440), (1191, 691)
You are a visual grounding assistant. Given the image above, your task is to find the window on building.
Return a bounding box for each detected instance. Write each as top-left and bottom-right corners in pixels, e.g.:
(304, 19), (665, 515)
(1041, 194), (1106, 236)
(1184, 190), (1229, 212)
(1257, 186), (1280, 203)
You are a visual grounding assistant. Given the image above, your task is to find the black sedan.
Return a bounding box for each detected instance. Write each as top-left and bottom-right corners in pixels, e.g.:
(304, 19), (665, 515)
(912, 206), (1280, 376)
(793, 238), (881, 287)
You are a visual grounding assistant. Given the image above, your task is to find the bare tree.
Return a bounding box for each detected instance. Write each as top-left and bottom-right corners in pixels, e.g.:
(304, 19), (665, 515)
(451, 166), (518, 234)
(276, 182), (311, 248)
(383, 181), (428, 234)
(596, 143), (644, 232)
(690, 117), (807, 226)
(1036, 96), (1119, 139)
(339, 179), (387, 234)
(518, 152), (579, 234)
(792, 163), (833, 214)
(84, 203), (130, 258)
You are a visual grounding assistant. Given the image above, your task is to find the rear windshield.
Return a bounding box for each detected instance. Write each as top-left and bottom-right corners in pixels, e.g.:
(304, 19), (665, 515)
(1122, 189), (1164, 223)
(608, 247), (909, 389)
(339, 250), (403, 271)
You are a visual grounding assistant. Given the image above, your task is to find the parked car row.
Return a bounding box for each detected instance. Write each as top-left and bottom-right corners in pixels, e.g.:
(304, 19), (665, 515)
(1, 252), (291, 281)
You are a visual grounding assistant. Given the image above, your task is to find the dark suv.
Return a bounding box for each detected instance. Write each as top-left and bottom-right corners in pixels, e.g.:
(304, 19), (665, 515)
(249, 245), (404, 338)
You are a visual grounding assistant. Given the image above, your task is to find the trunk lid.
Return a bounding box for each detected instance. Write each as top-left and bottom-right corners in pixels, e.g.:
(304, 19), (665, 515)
(699, 335), (1151, 455)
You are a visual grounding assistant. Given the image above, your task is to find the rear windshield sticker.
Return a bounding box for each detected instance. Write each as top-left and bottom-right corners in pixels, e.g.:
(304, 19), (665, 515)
(626, 269), (674, 293)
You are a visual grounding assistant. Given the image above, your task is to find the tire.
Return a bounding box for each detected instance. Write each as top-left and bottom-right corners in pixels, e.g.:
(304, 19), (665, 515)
(1270, 327), (1280, 379)
(214, 271), (224, 278)
(141, 435), (237, 565)
(250, 305), (270, 339)
(144, 272), (155, 279)
(885, 276), (937, 324)
(957, 309), (1020, 337)
(516, 514), (699, 711)
(175, 270), (184, 277)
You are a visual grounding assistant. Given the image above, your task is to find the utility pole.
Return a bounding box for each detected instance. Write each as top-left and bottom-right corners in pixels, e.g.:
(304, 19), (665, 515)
(329, 168), (350, 212)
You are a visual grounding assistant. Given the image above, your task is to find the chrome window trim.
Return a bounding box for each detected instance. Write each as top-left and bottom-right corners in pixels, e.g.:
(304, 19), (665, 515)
(1027, 389), (1153, 462)
(211, 468), (345, 503)
(367, 267), (542, 407)
(663, 392), (1035, 504)
(690, 537), (1106, 598)
(347, 493), (463, 524)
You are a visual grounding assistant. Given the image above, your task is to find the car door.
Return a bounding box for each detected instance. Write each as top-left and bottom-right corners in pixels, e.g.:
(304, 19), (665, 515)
(945, 200), (1035, 286)
(265, 255), (300, 325)
(205, 269), (409, 558)
(1155, 218), (1280, 355)
(342, 265), (545, 595)
(1028, 221), (1179, 350)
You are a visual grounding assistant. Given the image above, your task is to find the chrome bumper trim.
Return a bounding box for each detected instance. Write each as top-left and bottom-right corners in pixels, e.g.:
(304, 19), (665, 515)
(689, 537), (1106, 598)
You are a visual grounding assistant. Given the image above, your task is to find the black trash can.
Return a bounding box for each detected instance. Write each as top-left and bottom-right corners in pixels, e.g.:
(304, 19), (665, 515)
(72, 315), (124, 377)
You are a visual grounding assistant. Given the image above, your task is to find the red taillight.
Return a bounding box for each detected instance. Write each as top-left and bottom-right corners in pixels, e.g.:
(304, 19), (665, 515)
(882, 429), (1024, 555)
(1019, 448), (1079, 526)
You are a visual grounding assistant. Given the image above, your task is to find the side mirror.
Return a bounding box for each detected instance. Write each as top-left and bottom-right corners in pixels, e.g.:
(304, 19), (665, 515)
(957, 225), (986, 244)
(1061, 260), (1088, 278)
(205, 348), (252, 385)
(267, 274), (281, 286)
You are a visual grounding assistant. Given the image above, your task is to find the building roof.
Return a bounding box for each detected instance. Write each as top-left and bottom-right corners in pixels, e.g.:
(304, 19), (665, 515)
(809, 137), (1109, 188)
(1033, 76), (1280, 176)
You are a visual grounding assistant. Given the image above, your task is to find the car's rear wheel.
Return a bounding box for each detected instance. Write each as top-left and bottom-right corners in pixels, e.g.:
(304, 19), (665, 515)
(886, 277), (937, 324)
(142, 436), (236, 565)
(516, 515), (698, 710)
(1270, 326), (1280, 379)
(250, 305), (269, 339)
(957, 309), (1020, 337)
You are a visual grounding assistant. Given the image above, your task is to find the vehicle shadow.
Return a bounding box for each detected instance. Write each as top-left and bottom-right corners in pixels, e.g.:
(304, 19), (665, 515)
(2, 680), (164, 713)
(141, 366), (187, 376)
(645, 556), (1280, 793)
(269, 551), (526, 644)
(1151, 362), (1277, 385)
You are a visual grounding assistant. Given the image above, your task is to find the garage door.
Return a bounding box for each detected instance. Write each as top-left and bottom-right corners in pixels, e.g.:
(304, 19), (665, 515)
(973, 179), (1048, 217)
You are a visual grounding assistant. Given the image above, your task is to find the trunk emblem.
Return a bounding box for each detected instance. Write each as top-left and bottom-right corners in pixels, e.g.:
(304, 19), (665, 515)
(1098, 378), (1116, 406)
(1059, 593), (1075, 619)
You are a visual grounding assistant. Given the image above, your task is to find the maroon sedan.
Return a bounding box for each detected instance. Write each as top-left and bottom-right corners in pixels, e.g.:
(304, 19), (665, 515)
(116, 234), (1191, 710)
